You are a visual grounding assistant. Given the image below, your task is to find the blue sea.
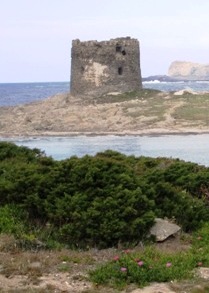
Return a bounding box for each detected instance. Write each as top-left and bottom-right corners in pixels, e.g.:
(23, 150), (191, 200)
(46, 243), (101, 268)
(0, 80), (209, 107)
(0, 82), (70, 106)
(1, 80), (209, 166)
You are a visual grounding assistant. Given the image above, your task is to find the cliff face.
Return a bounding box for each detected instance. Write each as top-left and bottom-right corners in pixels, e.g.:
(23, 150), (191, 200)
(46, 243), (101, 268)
(168, 61), (209, 80)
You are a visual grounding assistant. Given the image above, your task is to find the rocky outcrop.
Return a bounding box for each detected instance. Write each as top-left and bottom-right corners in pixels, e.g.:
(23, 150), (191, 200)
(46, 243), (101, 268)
(168, 61), (209, 80)
(0, 90), (209, 137)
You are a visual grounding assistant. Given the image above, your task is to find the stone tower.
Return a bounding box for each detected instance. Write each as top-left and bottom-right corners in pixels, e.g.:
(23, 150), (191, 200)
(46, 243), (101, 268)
(70, 37), (142, 96)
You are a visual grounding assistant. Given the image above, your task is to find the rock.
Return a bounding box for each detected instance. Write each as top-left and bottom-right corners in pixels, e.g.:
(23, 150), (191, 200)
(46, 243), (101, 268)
(168, 61), (209, 80)
(173, 89), (199, 95)
(130, 283), (176, 293)
(197, 267), (209, 279)
(150, 218), (181, 242)
(28, 261), (42, 270)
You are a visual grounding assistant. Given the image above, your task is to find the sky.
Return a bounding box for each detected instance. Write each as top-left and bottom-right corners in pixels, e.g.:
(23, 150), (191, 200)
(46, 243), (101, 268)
(1, 0), (209, 82)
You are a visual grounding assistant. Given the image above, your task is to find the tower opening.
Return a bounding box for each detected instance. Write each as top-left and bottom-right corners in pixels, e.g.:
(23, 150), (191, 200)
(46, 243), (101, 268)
(118, 67), (123, 75)
(116, 45), (122, 52)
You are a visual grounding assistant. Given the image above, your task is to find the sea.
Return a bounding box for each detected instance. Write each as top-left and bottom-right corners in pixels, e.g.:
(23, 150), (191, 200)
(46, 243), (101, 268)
(1, 80), (209, 166)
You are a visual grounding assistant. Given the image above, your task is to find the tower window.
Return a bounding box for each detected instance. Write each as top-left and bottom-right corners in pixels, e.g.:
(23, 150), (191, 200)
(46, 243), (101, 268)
(118, 67), (123, 75)
(116, 45), (122, 52)
(81, 66), (85, 73)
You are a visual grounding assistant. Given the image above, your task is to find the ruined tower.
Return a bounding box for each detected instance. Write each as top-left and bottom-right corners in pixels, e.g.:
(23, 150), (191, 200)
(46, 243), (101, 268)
(70, 37), (142, 96)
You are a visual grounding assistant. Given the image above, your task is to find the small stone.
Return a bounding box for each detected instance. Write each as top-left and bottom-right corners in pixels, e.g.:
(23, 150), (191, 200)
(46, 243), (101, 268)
(28, 262), (42, 269)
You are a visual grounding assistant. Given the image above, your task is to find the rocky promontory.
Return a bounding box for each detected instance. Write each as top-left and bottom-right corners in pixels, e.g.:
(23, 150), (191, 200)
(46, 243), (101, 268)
(168, 61), (209, 80)
(0, 89), (209, 137)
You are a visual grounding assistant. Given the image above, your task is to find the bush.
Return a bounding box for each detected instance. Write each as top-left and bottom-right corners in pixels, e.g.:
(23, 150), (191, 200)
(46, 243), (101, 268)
(0, 144), (209, 248)
(0, 204), (28, 237)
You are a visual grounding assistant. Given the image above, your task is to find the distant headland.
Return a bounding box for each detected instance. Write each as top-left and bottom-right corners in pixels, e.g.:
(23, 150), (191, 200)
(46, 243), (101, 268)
(143, 61), (209, 82)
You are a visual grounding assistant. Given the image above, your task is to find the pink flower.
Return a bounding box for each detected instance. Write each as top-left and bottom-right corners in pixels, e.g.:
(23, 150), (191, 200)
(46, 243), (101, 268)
(120, 267), (127, 272)
(137, 261), (144, 266)
(166, 262), (172, 267)
(113, 256), (120, 261)
(197, 262), (203, 266)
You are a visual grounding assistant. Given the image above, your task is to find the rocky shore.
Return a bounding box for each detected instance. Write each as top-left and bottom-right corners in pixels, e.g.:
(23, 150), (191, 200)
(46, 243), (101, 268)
(0, 89), (209, 137)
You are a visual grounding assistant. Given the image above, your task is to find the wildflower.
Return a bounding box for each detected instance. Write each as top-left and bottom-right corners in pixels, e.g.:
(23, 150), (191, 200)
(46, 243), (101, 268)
(166, 262), (172, 267)
(113, 256), (120, 261)
(197, 236), (202, 240)
(197, 262), (203, 266)
(123, 249), (130, 254)
(137, 261), (144, 266)
(120, 267), (127, 272)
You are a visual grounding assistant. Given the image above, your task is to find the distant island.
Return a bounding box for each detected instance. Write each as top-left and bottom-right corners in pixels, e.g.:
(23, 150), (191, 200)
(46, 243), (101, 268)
(143, 61), (209, 82)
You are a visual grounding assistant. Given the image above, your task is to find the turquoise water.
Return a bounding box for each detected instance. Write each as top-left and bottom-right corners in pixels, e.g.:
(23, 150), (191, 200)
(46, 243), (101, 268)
(3, 134), (209, 166)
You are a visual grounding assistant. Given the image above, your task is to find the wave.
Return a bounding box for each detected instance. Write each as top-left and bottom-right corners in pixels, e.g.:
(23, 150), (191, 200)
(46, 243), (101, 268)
(195, 81), (209, 84)
(142, 80), (187, 84)
(143, 80), (161, 84)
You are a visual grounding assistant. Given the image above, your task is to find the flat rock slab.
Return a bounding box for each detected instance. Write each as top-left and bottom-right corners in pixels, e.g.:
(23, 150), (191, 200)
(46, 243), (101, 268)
(150, 218), (181, 242)
(131, 283), (176, 293)
(197, 267), (209, 279)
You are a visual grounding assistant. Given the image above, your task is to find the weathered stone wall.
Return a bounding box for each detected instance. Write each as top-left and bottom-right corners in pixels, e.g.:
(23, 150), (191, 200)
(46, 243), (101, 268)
(70, 37), (142, 97)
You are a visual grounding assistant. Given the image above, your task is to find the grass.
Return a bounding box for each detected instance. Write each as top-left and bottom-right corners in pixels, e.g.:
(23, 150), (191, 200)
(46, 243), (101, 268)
(172, 93), (209, 124)
(2, 224), (209, 291)
(95, 89), (162, 104)
(89, 222), (209, 290)
(92, 89), (209, 131)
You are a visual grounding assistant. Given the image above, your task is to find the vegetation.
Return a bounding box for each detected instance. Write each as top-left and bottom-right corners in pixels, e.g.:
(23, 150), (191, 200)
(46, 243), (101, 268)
(0, 142), (209, 249)
(95, 89), (162, 104)
(90, 222), (209, 289)
(1, 142), (209, 290)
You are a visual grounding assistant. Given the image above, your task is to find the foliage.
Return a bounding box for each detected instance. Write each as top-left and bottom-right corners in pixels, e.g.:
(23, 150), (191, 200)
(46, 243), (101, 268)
(0, 143), (209, 248)
(0, 204), (28, 237)
(90, 222), (209, 288)
(89, 246), (197, 288)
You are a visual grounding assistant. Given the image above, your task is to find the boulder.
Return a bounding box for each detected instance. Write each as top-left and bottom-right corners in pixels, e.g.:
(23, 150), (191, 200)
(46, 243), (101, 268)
(150, 218), (181, 242)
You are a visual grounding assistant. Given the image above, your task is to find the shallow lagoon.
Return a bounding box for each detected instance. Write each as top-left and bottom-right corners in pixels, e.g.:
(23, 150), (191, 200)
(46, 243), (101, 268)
(3, 134), (209, 167)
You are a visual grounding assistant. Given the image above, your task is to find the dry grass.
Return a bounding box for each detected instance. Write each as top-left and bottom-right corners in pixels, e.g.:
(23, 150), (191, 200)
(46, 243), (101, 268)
(0, 234), (121, 292)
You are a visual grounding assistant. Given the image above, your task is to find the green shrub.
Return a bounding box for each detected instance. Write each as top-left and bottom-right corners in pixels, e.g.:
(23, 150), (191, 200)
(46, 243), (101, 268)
(0, 204), (27, 237)
(0, 144), (209, 248)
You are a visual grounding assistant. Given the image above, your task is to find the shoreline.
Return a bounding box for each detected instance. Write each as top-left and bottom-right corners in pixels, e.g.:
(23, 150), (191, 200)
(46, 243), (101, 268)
(1, 129), (209, 139)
